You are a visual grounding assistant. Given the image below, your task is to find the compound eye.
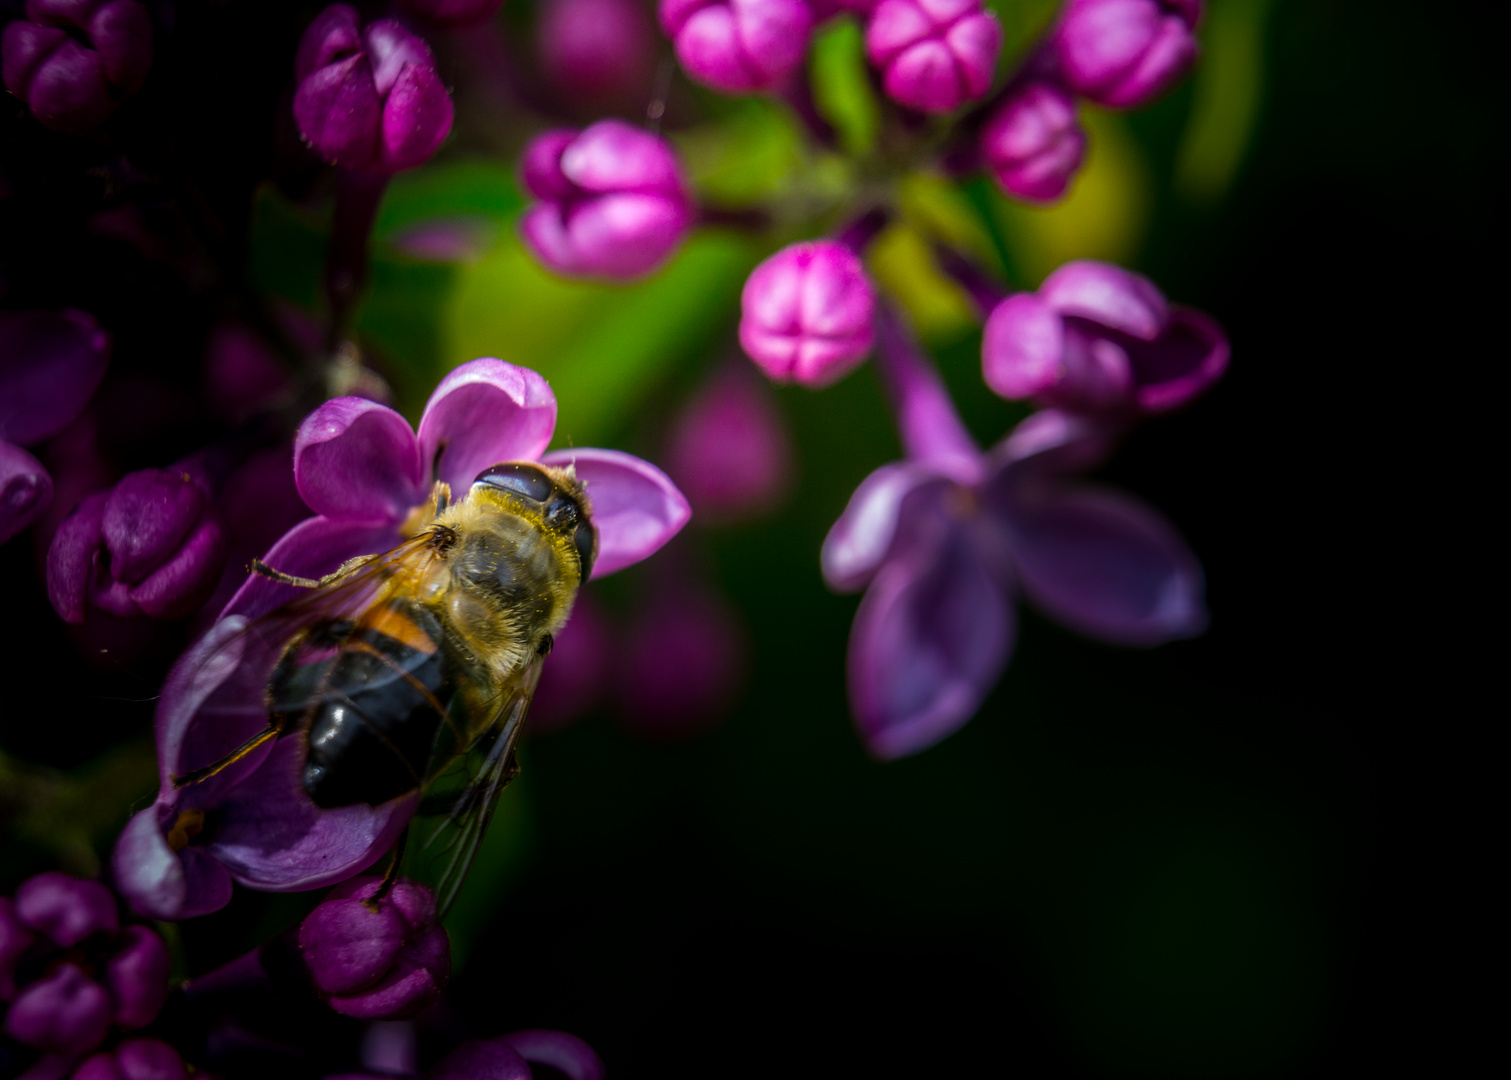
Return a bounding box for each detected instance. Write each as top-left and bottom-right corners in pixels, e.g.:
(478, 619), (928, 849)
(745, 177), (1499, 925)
(474, 463), (554, 502)
(544, 496), (580, 530)
(573, 523), (596, 582)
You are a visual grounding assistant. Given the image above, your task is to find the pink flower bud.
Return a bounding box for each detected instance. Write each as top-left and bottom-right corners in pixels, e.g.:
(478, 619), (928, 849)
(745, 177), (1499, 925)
(739, 240), (876, 387)
(539, 0), (656, 107)
(666, 365), (792, 520)
(658, 0), (813, 93)
(1051, 0), (1201, 109)
(398, 0), (507, 29)
(293, 4), (454, 173)
(865, 0), (1001, 114)
(1, 0), (153, 134)
(519, 120), (695, 279)
(980, 81), (1086, 203)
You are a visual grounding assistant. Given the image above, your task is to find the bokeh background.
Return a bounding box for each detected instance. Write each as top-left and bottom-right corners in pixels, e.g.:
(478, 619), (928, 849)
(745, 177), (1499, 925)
(1, 0), (1490, 1075)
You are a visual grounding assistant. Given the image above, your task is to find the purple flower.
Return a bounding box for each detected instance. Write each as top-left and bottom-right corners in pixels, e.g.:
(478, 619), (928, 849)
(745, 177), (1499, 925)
(112, 358), (689, 921)
(666, 364), (792, 520)
(397, 0), (508, 30)
(46, 467), (228, 623)
(299, 877), (449, 1020)
(824, 308), (1205, 758)
(658, 0), (813, 94)
(0, 310), (110, 545)
(1051, 0), (1201, 109)
(428, 1031), (604, 1080)
(519, 120), (695, 280)
(1, 874), (171, 1060)
(981, 259), (1229, 415)
(530, 590), (613, 731)
(1, 0), (152, 134)
(293, 4), (454, 173)
(538, 0), (655, 107)
(73, 1039), (188, 1080)
(739, 240), (877, 387)
(980, 80), (1086, 203)
(864, 0), (1001, 114)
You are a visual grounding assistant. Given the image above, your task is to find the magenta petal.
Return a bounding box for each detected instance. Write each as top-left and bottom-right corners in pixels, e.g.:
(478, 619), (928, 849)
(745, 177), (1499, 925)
(981, 292), (1064, 401)
(498, 1030), (606, 1080)
(112, 805), (233, 921)
(14, 873), (118, 947)
(992, 408), (1118, 479)
(417, 358), (558, 493)
(848, 525), (1014, 759)
(378, 59), (454, 172)
(0, 310), (111, 446)
(1038, 259), (1168, 340)
(294, 398), (423, 523)
(103, 925), (170, 1029)
(429, 1040), (533, 1080)
(221, 516), (402, 622)
(1, 440), (53, 545)
(821, 462), (945, 592)
(1129, 305), (1230, 412)
(3, 963), (112, 1056)
(540, 448), (690, 577)
(1002, 484), (1206, 644)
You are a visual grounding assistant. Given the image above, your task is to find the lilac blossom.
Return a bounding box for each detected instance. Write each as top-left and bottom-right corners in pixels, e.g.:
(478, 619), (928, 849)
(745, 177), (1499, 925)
(519, 120), (695, 280)
(293, 4), (454, 173)
(538, 0), (656, 106)
(980, 80), (1086, 203)
(72, 1039), (188, 1080)
(47, 467), (228, 623)
(666, 364), (792, 520)
(823, 307), (1205, 758)
(739, 240), (877, 387)
(112, 358), (689, 921)
(981, 259), (1229, 415)
(658, 0), (813, 94)
(1051, 0), (1202, 109)
(1, 874), (171, 1060)
(1, 0), (152, 134)
(0, 310), (110, 545)
(864, 0), (1002, 114)
(299, 877), (449, 1020)
(397, 0), (508, 29)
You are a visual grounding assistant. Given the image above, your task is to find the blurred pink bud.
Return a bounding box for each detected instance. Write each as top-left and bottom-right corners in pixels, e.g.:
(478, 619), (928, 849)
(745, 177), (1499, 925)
(519, 120), (695, 279)
(1, 0), (153, 134)
(865, 0), (1001, 114)
(739, 240), (876, 387)
(980, 81), (1086, 203)
(203, 324), (293, 425)
(667, 365), (791, 520)
(293, 4), (454, 173)
(539, 0), (656, 106)
(398, 0), (507, 29)
(1051, 0), (1201, 109)
(617, 582), (745, 739)
(531, 590), (615, 731)
(658, 0), (813, 94)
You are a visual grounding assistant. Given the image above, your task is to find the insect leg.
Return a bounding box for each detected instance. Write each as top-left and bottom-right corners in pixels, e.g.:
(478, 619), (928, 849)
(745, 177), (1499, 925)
(366, 827), (409, 911)
(249, 559), (321, 588)
(170, 721), (283, 788)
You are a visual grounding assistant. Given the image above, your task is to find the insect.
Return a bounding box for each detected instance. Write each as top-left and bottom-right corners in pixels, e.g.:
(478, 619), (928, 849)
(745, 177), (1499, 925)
(170, 460), (595, 912)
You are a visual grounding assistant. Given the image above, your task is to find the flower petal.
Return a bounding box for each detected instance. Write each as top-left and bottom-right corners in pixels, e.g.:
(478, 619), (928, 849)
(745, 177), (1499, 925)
(0, 310), (110, 446)
(989, 407), (1120, 480)
(848, 523), (1014, 759)
(0, 440), (53, 545)
(820, 461), (948, 592)
(1037, 259), (1168, 340)
(540, 448), (689, 577)
(294, 398), (423, 523)
(1002, 483), (1206, 644)
(220, 516), (401, 622)
(428, 1040), (533, 1080)
(111, 805), (234, 922)
(1128, 304), (1230, 413)
(498, 1030), (606, 1080)
(417, 358), (557, 494)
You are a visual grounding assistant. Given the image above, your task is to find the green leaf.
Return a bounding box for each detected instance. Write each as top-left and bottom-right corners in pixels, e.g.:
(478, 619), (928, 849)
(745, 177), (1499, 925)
(810, 18), (881, 157)
(671, 100), (806, 208)
(1174, 0), (1276, 204)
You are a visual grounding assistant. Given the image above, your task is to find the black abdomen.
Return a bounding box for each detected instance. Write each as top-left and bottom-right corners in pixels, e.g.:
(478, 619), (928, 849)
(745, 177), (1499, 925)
(270, 607), (450, 808)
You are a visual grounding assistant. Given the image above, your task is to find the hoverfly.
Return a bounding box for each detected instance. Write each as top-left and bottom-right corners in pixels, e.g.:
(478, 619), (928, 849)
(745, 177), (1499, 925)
(170, 460), (595, 912)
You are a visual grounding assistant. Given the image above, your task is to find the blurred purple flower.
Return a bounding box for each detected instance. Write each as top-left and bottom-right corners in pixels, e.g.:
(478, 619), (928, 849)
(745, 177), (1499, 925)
(47, 467), (228, 624)
(980, 80), (1086, 203)
(519, 120), (695, 280)
(667, 364), (792, 520)
(824, 307), (1205, 758)
(0, 310), (110, 545)
(397, 0), (507, 29)
(658, 0), (813, 94)
(739, 239), (876, 387)
(1051, 0), (1201, 109)
(299, 877), (449, 1020)
(530, 589), (614, 732)
(1, 0), (152, 134)
(617, 575), (746, 739)
(982, 259), (1229, 415)
(0, 874), (170, 1061)
(112, 358), (689, 921)
(539, 0), (656, 107)
(428, 1031), (604, 1080)
(202, 324), (294, 426)
(293, 4), (454, 173)
(864, 0), (1001, 114)
(72, 1039), (187, 1080)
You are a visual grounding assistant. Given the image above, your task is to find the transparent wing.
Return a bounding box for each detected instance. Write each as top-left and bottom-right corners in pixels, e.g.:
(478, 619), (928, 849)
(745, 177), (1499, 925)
(401, 654), (544, 918)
